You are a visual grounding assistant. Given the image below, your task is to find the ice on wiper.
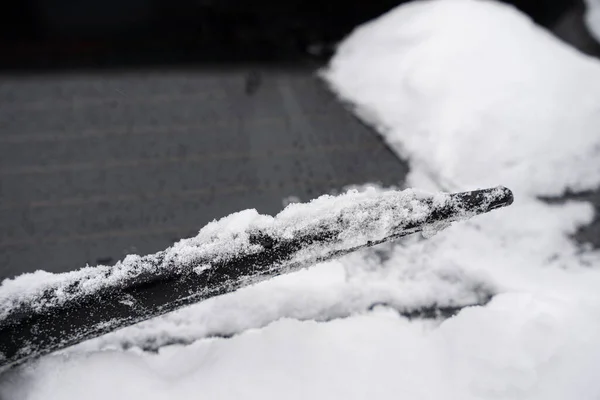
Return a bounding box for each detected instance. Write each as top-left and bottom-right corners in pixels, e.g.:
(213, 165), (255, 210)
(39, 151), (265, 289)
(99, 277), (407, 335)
(0, 186), (512, 370)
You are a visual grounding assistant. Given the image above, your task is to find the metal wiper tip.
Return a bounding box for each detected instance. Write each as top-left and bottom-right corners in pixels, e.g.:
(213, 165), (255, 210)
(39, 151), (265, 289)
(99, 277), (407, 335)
(448, 186), (514, 213)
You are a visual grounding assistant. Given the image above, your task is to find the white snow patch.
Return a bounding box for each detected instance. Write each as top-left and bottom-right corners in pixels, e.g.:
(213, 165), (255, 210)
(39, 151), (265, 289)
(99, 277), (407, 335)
(4, 294), (600, 400)
(325, 0), (600, 197)
(4, 0), (600, 399)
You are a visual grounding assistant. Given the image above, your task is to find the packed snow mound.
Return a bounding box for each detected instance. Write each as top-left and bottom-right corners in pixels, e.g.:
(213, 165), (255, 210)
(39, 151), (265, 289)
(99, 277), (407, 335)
(318, 0), (600, 398)
(3, 294), (600, 400)
(584, 0), (600, 43)
(325, 0), (600, 197)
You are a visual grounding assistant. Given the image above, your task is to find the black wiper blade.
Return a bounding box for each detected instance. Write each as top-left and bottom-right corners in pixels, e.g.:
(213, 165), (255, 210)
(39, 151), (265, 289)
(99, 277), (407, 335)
(0, 186), (513, 370)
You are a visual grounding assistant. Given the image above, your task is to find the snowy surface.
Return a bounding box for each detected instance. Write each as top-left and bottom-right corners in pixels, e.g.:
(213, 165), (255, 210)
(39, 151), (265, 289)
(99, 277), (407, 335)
(584, 0), (600, 43)
(3, 0), (600, 398)
(325, 0), (600, 197)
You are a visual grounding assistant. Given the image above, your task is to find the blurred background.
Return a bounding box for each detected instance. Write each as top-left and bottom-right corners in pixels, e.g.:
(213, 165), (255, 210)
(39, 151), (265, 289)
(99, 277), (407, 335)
(0, 0), (598, 278)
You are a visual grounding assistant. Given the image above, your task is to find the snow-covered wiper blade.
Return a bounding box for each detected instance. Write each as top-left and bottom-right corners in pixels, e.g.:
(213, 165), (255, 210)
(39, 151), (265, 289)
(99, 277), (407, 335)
(0, 186), (513, 370)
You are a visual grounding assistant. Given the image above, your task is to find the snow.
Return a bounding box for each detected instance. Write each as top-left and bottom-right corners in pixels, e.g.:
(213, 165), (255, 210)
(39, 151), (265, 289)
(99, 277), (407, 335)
(325, 0), (600, 197)
(4, 295), (600, 400)
(0, 185), (508, 368)
(3, 0), (600, 398)
(584, 0), (600, 43)
(0, 186), (490, 323)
